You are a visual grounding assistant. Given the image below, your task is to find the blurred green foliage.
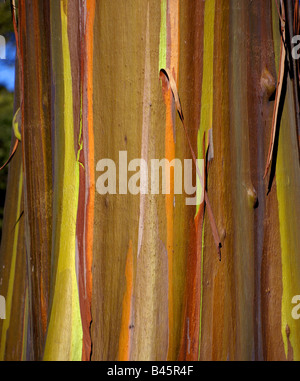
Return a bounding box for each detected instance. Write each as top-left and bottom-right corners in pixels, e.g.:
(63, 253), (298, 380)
(0, 0), (14, 241)
(0, 1), (14, 40)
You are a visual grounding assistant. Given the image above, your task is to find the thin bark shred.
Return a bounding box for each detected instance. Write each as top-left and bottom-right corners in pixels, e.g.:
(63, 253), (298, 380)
(160, 68), (222, 260)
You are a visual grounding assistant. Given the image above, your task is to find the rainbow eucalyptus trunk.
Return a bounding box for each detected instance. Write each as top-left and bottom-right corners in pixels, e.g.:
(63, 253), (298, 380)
(0, 0), (300, 361)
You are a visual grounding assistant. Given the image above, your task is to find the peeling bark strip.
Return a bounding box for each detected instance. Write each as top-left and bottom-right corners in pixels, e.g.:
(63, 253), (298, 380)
(0, 0), (300, 361)
(159, 69), (222, 260)
(264, 0), (287, 185)
(0, 139), (19, 171)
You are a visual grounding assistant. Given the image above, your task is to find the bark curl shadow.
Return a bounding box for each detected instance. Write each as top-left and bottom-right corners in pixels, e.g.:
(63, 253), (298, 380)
(267, 67), (287, 195)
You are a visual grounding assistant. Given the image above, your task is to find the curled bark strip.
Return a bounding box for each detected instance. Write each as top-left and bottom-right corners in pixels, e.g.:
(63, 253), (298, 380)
(0, 139), (19, 171)
(160, 68), (184, 122)
(159, 68), (222, 260)
(264, 0), (286, 181)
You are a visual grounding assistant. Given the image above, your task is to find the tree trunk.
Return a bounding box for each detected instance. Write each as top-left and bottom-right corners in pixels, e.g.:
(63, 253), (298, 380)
(0, 0), (299, 361)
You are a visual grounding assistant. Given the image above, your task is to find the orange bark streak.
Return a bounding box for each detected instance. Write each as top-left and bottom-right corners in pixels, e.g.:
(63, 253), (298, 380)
(118, 240), (133, 361)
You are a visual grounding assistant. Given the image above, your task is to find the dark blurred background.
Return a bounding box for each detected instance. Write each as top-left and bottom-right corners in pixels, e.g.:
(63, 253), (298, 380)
(0, 0), (16, 242)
